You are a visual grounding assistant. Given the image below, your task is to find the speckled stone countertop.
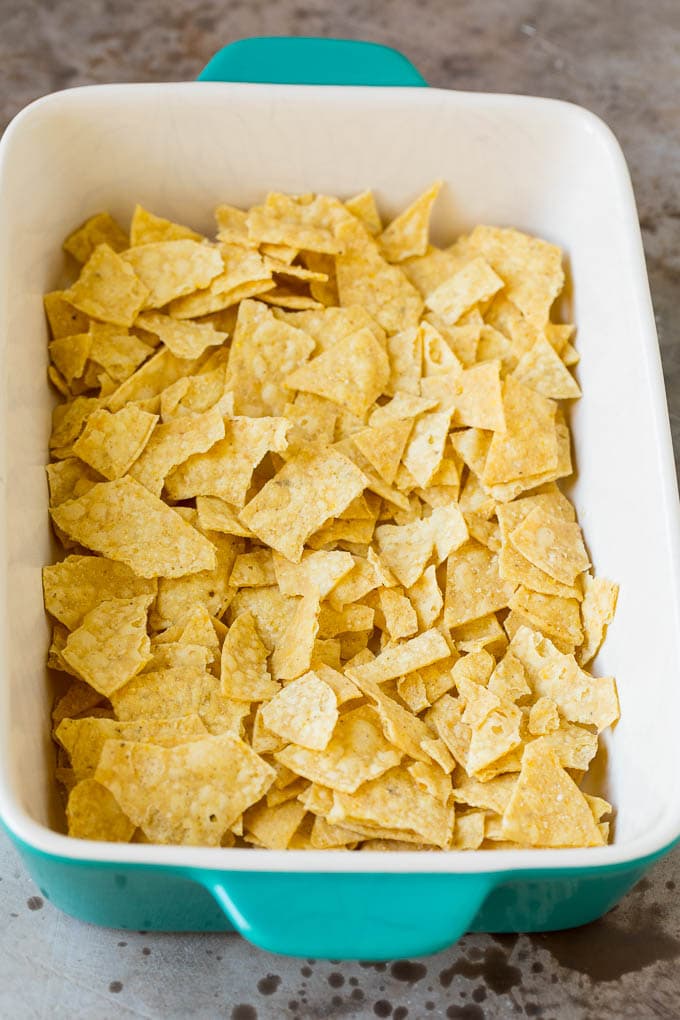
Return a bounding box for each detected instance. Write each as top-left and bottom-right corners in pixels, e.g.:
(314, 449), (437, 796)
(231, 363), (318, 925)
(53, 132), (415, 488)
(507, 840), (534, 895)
(1, 1), (680, 1017)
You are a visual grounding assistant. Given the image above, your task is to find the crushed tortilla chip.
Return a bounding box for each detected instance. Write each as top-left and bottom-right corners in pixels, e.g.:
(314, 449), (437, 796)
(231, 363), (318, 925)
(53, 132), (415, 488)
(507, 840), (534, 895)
(66, 779), (135, 841)
(62, 594), (153, 696)
(241, 447), (366, 562)
(501, 742), (603, 847)
(52, 476), (217, 578)
(95, 734), (274, 845)
(286, 327), (389, 419)
(379, 181), (441, 262)
(220, 611), (280, 702)
(261, 672), (338, 750)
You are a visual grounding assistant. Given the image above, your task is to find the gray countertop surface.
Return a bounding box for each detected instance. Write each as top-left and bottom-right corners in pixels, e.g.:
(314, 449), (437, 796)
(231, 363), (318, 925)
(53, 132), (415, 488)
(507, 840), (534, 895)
(1, 1), (680, 1017)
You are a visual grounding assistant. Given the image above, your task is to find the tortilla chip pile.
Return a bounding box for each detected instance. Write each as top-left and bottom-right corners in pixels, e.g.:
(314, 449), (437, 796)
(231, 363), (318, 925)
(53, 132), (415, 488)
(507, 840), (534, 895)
(44, 187), (619, 850)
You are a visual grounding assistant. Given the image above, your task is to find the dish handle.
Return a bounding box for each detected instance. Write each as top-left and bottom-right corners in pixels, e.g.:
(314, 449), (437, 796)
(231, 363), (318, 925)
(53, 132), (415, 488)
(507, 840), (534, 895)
(193, 869), (494, 958)
(197, 36), (428, 87)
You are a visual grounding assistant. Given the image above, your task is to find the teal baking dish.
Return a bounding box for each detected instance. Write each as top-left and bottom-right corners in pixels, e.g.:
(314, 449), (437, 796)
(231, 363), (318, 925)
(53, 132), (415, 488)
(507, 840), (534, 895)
(1, 37), (679, 960)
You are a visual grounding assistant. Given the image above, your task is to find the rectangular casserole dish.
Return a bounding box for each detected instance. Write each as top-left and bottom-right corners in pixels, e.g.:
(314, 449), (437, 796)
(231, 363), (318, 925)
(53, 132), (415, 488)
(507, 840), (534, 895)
(1, 36), (679, 960)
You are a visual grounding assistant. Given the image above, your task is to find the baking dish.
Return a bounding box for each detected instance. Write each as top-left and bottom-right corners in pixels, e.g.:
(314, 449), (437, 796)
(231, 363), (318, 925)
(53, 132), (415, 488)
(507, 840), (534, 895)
(1, 35), (679, 960)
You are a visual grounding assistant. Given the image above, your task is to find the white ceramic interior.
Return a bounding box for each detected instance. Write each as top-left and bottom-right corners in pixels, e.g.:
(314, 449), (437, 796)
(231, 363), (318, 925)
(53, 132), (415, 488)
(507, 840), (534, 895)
(0, 82), (679, 874)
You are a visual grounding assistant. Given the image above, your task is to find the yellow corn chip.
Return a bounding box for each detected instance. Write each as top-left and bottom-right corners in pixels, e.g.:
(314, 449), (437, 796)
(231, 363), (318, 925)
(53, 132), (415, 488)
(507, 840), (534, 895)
(220, 611), (280, 701)
(227, 299), (315, 416)
(244, 799), (307, 849)
(444, 541), (516, 628)
(64, 212), (128, 263)
(329, 767), (453, 848)
(453, 774), (517, 815)
(52, 679), (104, 724)
(421, 319), (463, 377)
(487, 649), (531, 702)
(453, 613), (506, 655)
(577, 574), (619, 666)
(401, 409), (452, 487)
(407, 565), (443, 630)
(345, 190), (383, 236)
(310, 815), (361, 849)
(144, 642), (211, 673)
(350, 418), (414, 487)
(43, 555), (156, 630)
(227, 586), (297, 651)
(346, 628), (450, 685)
(510, 625), (619, 731)
(49, 332), (91, 383)
(425, 256), (503, 324)
(378, 181), (441, 263)
(528, 697), (560, 736)
(482, 377), (558, 486)
(335, 218), (423, 333)
(152, 526), (240, 629)
(318, 603), (374, 638)
(165, 415), (289, 506)
(385, 327), (422, 395)
(87, 322), (154, 384)
(271, 590), (321, 681)
(509, 587), (583, 646)
(509, 506), (589, 586)
(374, 518), (434, 588)
(72, 405), (157, 480)
(286, 327), (389, 419)
(196, 496), (254, 538)
(130, 205), (203, 245)
(241, 446), (366, 563)
(466, 698), (523, 777)
(51, 476), (216, 578)
(122, 241), (222, 310)
(307, 516), (375, 549)
(62, 594), (153, 696)
(397, 673), (429, 713)
(401, 245), (469, 299)
(135, 311), (227, 359)
(214, 204), (250, 245)
(95, 734), (274, 845)
(407, 761), (452, 804)
(351, 674), (432, 763)
(275, 304), (386, 352)
(50, 395), (100, 458)
(230, 549), (276, 588)
(379, 587), (418, 641)
(67, 244), (149, 327)
(261, 672), (338, 750)
(501, 742), (603, 847)
(110, 665), (248, 733)
(106, 348), (206, 413)
(44, 290), (90, 340)
(281, 392), (336, 449)
(451, 811), (486, 850)
(247, 193), (346, 254)
(160, 365), (233, 422)
(276, 705), (402, 793)
(273, 549), (354, 598)
(513, 337), (581, 399)
(258, 288), (322, 311)
(129, 408), (225, 496)
(451, 361), (505, 431)
(467, 225), (564, 326)
(167, 244), (274, 318)
(46, 458), (100, 509)
(56, 715), (207, 780)
(67, 779), (135, 842)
